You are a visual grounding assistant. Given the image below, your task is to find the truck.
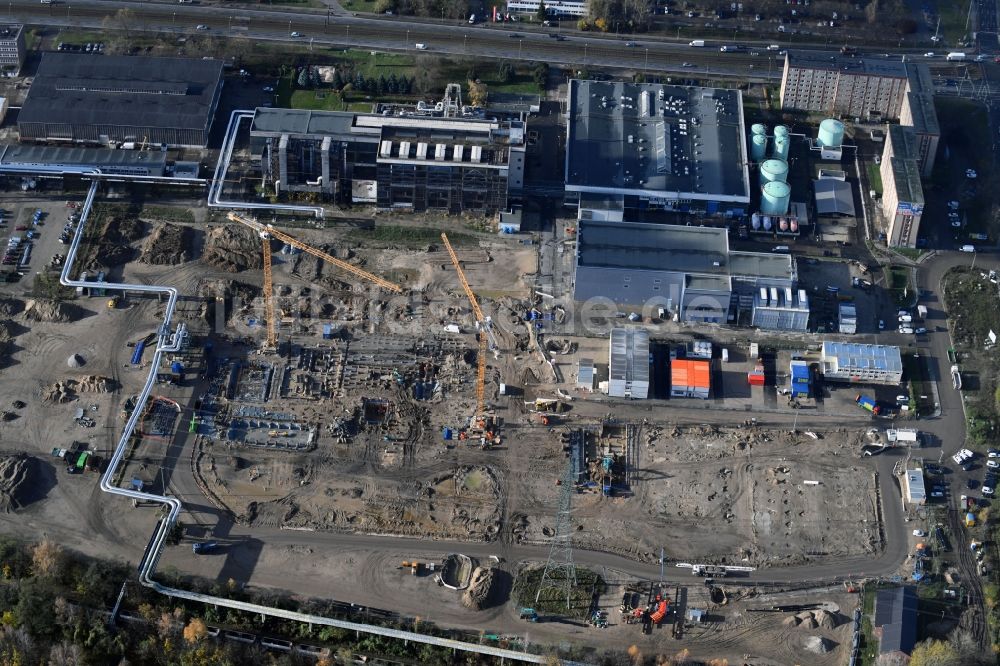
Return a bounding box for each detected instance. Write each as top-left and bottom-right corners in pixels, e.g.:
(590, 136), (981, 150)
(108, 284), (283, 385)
(856, 394), (881, 415)
(691, 564), (728, 577)
(916, 305), (927, 319)
(952, 365), (962, 390)
(946, 52), (967, 61)
(689, 40), (705, 47)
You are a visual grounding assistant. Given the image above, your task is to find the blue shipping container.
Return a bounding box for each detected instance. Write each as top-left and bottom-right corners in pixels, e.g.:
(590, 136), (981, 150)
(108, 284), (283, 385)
(130, 341), (145, 365)
(442, 427), (452, 441)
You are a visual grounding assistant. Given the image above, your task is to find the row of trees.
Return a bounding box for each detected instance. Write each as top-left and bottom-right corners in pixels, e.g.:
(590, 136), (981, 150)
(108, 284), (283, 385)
(370, 0), (467, 20)
(294, 66), (417, 96)
(582, 0), (652, 32)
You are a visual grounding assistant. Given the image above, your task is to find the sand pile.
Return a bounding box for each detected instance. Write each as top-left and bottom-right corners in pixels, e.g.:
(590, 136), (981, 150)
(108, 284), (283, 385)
(462, 566), (496, 610)
(22, 299), (81, 323)
(140, 222), (192, 265)
(802, 636), (835, 654)
(43, 376), (114, 402)
(203, 226), (263, 272)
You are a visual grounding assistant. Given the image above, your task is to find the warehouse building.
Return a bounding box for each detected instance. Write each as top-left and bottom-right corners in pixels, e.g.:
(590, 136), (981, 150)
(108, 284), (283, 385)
(874, 587), (917, 661)
(608, 327), (649, 399)
(880, 125), (925, 248)
(751, 287), (810, 331)
(820, 342), (903, 385)
(250, 108), (524, 214)
(565, 80), (750, 219)
(904, 469), (926, 504)
(670, 358), (711, 399)
(575, 220), (799, 326)
(0, 144), (168, 177)
(18, 54), (223, 148)
(0, 25), (25, 77)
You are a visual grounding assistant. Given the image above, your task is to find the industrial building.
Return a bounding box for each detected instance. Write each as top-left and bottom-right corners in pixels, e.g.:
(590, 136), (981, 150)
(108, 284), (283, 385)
(880, 125), (925, 248)
(608, 327), (649, 399)
(566, 80), (750, 218)
(780, 52), (912, 119)
(751, 287), (810, 331)
(820, 342), (903, 385)
(903, 469), (926, 504)
(575, 220), (801, 327)
(670, 358), (711, 399)
(250, 107), (524, 214)
(0, 144), (170, 177)
(17, 54), (224, 148)
(789, 359), (809, 397)
(874, 587), (917, 661)
(506, 0), (588, 16)
(0, 25), (25, 77)
(814, 178), (856, 217)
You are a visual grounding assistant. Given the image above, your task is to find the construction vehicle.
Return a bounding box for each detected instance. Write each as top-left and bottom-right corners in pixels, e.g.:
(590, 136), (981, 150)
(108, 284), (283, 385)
(107, 295), (120, 309)
(518, 608), (538, 622)
(227, 212), (403, 350)
(440, 232), (501, 448)
(400, 560), (421, 575)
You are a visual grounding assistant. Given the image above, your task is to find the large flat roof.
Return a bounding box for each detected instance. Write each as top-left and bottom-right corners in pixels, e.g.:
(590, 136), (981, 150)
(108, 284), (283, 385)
(0, 144), (166, 169)
(577, 220), (794, 279)
(19, 53), (223, 131)
(822, 342), (903, 373)
(814, 179), (856, 216)
(565, 80), (749, 202)
(786, 51), (909, 78)
(251, 108), (360, 139)
(905, 92), (940, 136)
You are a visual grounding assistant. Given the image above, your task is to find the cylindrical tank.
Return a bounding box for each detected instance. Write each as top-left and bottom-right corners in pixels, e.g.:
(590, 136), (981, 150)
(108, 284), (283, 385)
(761, 181), (792, 216)
(751, 134), (768, 161)
(763, 216), (773, 231)
(772, 135), (790, 161)
(751, 123), (767, 137)
(751, 213), (761, 230)
(779, 217), (789, 232)
(759, 158), (789, 185)
(774, 124), (790, 140)
(790, 218), (799, 233)
(818, 118), (845, 148)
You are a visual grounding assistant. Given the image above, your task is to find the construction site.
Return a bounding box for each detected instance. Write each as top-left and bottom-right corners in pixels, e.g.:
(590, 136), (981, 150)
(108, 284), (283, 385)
(0, 189), (911, 664)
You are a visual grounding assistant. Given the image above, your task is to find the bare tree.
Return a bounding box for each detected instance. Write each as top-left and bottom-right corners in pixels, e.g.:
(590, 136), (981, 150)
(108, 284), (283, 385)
(30, 539), (63, 578)
(48, 641), (84, 666)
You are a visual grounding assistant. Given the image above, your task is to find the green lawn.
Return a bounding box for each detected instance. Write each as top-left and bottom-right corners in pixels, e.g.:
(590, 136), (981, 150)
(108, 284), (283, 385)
(290, 90), (349, 111)
(340, 0), (382, 13)
(867, 163), (883, 196)
(340, 49), (416, 78)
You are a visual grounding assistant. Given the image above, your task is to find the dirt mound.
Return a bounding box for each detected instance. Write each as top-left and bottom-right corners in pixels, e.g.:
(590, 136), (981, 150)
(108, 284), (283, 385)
(814, 609), (838, 629)
(84, 213), (143, 270)
(0, 453), (38, 512)
(22, 299), (82, 323)
(462, 566), (496, 610)
(203, 225), (263, 272)
(140, 222), (192, 265)
(795, 612), (818, 629)
(43, 376), (115, 403)
(783, 616), (800, 627)
(0, 298), (23, 317)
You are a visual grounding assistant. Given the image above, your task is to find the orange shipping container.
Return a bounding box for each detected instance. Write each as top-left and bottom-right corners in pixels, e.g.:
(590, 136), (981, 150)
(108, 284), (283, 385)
(672, 359), (711, 390)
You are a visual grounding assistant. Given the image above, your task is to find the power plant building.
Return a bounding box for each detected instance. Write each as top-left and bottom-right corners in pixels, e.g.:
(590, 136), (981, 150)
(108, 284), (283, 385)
(820, 342), (903, 385)
(565, 79), (751, 219)
(18, 54), (224, 148)
(574, 220), (801, 327)
(250, 107), (524, 214)
(608, 327), (649, 399)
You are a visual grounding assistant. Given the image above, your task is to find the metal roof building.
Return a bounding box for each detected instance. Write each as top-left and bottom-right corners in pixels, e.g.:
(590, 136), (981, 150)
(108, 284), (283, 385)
(814, 179), (856, 217)
(0, 144), (167, 177)
(820, 342), (903, 385)
(575, 220), (796, 323)
(903, 469), (926, 504)
(18, 54), (224, 148)
(874, 587), (917, 658)
(789, 360), (810, 397)
(608, 327), (649, 399)
(565, 79), (750, 216)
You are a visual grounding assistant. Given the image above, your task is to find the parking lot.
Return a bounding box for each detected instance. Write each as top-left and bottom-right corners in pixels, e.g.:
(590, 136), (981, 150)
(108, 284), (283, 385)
(1, 199), (81, 291)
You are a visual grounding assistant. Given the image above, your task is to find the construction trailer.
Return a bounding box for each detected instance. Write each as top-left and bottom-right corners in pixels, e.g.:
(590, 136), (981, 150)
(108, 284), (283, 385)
(671, 358), (711, 399)
(789, 359), (810, 397)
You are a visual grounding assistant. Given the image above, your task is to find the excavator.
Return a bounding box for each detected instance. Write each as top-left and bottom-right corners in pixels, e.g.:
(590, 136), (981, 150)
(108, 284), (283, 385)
(227, 212), (403, 350)
(440, 232), (500, 449)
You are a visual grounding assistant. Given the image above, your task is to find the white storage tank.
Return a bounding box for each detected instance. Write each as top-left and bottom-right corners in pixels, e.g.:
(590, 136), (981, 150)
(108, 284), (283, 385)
(761, 181), (791, 215)
(818, 118), (845, 148)
(772, 135), (790, 161)
(759, 158), (789, 185)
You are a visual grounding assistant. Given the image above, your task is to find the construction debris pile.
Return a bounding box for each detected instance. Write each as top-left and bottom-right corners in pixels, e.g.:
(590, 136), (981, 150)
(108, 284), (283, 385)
(22, 299), (81, 323)
(140, 222), (192, 265)
(43, 376), (115, 403)
(462, 566), (496, 610)
(84, 212), (143, 270)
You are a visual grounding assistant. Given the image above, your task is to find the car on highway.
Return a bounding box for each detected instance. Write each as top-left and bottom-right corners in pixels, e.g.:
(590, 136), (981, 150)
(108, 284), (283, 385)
(263, 86), (274, 93)
(924, 52), (936, 57)
(508, 33), (522, 38)
(290, 31), (302, 37)
(196, 25), (209, 30)
(681, 62), (694, 67)
(625, 41), (637, 47)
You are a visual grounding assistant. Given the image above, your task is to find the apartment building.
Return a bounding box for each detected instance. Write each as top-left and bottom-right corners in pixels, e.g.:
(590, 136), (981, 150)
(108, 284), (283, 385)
(780, 52), (910, 119)
(880, 125), (925, 248)
(0, 25), (25, 77)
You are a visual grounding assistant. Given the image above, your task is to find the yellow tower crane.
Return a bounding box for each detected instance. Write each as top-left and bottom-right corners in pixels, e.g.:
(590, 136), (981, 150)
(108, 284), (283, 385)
(228, 212), (403, 350)
(440, 233), (501, 447)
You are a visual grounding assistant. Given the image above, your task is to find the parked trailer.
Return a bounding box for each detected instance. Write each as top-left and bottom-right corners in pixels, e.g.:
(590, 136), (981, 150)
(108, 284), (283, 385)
(130, 340), (146, 365)
(691, 564), (728, 577)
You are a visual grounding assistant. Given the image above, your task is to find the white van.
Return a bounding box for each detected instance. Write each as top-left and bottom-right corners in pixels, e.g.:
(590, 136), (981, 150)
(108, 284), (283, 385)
(415, 43), (428, 50)
(961, 244), (976, 253)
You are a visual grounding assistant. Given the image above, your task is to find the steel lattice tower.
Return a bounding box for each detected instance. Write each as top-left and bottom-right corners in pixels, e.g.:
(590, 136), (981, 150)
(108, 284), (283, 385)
(535, 463), (577, 609)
